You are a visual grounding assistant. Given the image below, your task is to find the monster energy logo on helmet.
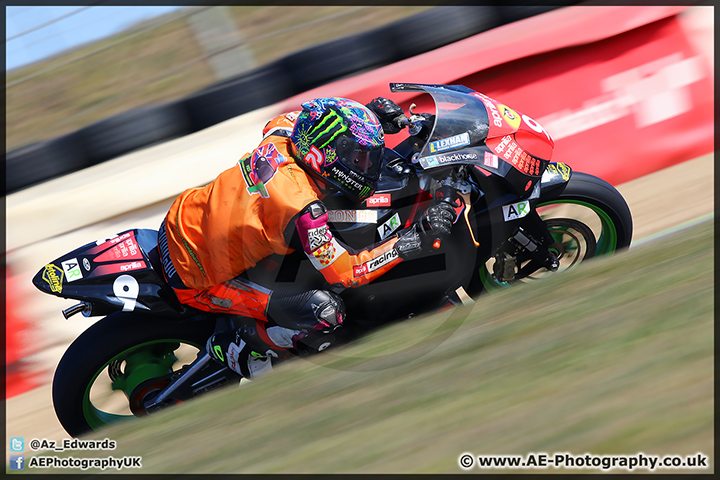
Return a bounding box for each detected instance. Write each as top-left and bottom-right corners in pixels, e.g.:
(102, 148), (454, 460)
(292, 99), (351, 158)
(311, 109), (348, 150)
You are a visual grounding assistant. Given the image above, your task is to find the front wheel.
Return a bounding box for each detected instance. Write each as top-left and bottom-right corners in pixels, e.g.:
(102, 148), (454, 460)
(52, 312), (215, 437)
(537, 171), (633, 255)
(481, 172), (633, 288)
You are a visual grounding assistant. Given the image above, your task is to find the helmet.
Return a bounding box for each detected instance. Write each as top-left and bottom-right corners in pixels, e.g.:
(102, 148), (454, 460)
(290, 97), (385, 202)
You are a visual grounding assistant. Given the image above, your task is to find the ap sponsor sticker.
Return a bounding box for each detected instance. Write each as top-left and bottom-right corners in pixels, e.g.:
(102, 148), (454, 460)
(61, 258), (83, 283)
(502, 201), (531, 221)
(377, 213), (401, 240)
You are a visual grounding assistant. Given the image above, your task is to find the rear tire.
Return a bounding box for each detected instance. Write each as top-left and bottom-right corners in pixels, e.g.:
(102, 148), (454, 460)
(52, 312), (214, 437)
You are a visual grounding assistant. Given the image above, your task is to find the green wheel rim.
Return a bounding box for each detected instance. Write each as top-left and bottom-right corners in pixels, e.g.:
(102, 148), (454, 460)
(537, 199), (619, 256)
(81, 338), (202, 431)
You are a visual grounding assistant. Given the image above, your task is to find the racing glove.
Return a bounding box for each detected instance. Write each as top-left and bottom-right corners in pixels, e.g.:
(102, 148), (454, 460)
(420, 202), (457, 237)
(395, 202), (458, 260)
(395, 225), (423, 260)
(366, 97), (407, 134)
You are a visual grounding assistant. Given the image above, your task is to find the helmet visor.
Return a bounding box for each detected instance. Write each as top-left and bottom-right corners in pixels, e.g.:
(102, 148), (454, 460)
(336, 135), (384, 181)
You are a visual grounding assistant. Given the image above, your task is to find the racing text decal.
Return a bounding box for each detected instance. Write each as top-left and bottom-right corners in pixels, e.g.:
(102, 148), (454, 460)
(353, 248), (399, 277)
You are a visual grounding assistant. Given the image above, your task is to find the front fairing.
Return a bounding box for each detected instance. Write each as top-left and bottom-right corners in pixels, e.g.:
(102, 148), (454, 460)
(390, 83), (552, 197)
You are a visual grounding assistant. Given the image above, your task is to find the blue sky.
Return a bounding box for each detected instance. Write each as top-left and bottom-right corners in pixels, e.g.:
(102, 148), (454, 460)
(5, 6), (186, 71)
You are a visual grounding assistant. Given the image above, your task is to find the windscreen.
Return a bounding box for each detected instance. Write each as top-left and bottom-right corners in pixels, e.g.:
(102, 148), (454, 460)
(389, 83), (547, 196)
(416, 85), (490, 160)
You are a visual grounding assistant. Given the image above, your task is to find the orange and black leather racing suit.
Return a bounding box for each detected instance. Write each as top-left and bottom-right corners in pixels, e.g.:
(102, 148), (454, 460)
(158, 112), (410, 353)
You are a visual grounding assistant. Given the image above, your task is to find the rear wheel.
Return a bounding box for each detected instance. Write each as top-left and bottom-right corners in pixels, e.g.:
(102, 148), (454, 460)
(52, 312), (215, 437)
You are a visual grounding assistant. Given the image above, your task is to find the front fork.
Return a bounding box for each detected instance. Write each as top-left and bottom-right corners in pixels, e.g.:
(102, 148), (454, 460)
(492, 210), (560, 283)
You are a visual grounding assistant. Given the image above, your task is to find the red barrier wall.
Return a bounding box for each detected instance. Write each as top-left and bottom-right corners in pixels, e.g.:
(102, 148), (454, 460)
(5, 267), (41, 399)
(280, 6), (713, 186)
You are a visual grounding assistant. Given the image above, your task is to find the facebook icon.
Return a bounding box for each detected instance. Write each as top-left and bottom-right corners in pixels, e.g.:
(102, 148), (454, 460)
(10, 455), (25, 470)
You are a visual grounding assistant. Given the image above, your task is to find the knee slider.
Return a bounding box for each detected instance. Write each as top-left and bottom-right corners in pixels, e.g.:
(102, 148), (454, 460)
(269, 289), (345, 331)
(310, 290), (345, 329)
(291, 290), (344, 355)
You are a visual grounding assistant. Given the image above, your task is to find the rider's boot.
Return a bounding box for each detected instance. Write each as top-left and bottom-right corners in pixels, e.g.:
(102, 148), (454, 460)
(207, 324), (280, 379)
(207, 288), (346, 377)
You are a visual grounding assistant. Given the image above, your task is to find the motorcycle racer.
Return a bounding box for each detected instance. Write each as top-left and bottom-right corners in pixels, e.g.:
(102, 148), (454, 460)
(158, 96), (457, 379)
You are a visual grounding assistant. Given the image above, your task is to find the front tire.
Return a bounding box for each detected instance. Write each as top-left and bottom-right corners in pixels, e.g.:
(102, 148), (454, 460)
(538, 171), (633, 254)
(52, 312), (214, 437)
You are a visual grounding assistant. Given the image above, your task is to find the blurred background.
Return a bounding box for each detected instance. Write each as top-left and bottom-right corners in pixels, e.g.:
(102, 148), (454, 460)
(6, 4), (561, 193)
(6, 5), (427, 151)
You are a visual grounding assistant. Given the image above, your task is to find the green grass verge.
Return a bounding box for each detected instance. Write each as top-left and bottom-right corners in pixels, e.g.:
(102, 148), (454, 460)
(18, 220), (713, 474)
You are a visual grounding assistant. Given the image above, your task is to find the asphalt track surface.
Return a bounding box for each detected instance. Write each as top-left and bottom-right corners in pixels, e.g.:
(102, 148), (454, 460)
(5, 152), (713, 450)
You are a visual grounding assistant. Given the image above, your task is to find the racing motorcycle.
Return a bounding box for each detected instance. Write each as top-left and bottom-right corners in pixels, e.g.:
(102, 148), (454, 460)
(33, 83), (633, 437)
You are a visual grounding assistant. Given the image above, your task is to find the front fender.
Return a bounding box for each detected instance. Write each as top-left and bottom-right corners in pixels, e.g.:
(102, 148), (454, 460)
(539, 162), (572, 198)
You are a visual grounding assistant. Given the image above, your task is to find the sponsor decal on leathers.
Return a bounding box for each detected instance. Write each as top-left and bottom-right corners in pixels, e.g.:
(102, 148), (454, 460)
(307, 225), (331, 251)
(352, 248), (399, 277)
(308, 237), (347, 270)
(228, 341), (244, 375)
(327, 210), (378, 224)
